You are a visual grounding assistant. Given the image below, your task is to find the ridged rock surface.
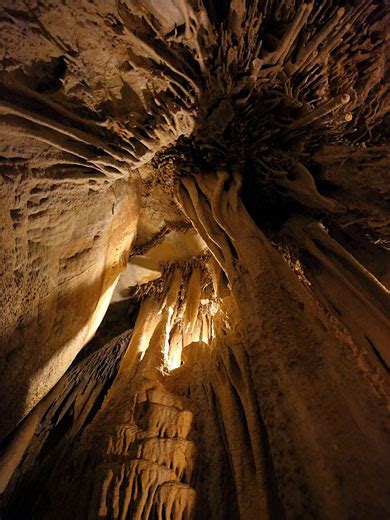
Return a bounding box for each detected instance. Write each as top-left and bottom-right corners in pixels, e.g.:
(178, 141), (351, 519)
(0, 0), (389, 518)
(0, 174), (139, 440)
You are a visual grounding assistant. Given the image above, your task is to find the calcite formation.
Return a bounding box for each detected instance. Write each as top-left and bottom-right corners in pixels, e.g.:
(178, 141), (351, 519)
(0, 0), (389, 518)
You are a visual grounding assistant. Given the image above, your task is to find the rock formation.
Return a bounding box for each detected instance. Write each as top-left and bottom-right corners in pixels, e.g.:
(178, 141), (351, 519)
(0, 0), (389, 518)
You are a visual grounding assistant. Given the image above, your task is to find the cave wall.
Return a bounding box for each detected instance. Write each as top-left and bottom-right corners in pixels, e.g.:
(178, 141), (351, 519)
(0, 174), (139, 441)
(2, 247), (389, 519)
(0, 0), (389, 517)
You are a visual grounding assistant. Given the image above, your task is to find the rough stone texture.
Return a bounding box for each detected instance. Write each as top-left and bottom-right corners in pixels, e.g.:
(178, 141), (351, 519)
(0, 0), (389, 518)
(0, 174), (139, 441)
(2, 243), (389, 519)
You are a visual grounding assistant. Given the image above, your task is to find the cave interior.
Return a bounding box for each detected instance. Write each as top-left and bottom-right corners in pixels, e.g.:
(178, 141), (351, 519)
(0, 0), (389, 518)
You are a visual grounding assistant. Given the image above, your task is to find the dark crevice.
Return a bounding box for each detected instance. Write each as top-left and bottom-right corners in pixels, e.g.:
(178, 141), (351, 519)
(365, 335), (389, 372)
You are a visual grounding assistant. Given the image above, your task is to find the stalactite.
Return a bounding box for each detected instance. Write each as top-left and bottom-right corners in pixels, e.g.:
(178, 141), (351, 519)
(184, 268), (202, 337)
(8, 264), (211, 519)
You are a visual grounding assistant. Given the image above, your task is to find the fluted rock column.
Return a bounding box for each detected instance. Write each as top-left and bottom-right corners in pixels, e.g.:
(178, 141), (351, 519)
(177, 170), (390, 518)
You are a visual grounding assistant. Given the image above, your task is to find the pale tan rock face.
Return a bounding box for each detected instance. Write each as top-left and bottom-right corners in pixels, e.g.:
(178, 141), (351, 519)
(0, 173), (139, 440)
(0, 0), (389, 518)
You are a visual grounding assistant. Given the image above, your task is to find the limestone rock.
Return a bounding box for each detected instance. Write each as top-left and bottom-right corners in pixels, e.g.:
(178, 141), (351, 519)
(0, 0), (389, 518)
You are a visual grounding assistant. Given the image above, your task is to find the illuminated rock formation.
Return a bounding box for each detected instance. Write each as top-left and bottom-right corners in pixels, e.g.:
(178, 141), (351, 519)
(0, 0), (389, 518)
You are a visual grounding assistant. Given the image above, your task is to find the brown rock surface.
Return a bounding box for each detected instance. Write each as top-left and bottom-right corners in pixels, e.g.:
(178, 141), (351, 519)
(0, 0), (389, 518)
(0, 173), (139, 440)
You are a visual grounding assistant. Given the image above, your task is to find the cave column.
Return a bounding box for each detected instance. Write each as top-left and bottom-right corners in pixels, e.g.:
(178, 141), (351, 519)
(177, 170), (390, 517)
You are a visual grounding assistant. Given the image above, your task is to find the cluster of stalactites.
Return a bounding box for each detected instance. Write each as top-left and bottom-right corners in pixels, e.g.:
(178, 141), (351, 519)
(127, 259), (218, 374)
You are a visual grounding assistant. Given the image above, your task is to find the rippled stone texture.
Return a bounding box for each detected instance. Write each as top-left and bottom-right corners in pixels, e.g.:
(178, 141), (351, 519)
(0, 0), (389, 518)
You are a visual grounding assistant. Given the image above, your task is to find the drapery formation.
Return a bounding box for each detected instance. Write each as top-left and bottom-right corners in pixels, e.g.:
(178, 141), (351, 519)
(177, 170), (390, 517)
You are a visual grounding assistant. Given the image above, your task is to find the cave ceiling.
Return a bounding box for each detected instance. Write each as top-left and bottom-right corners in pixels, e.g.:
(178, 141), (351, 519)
(1, 0), (388, 240)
